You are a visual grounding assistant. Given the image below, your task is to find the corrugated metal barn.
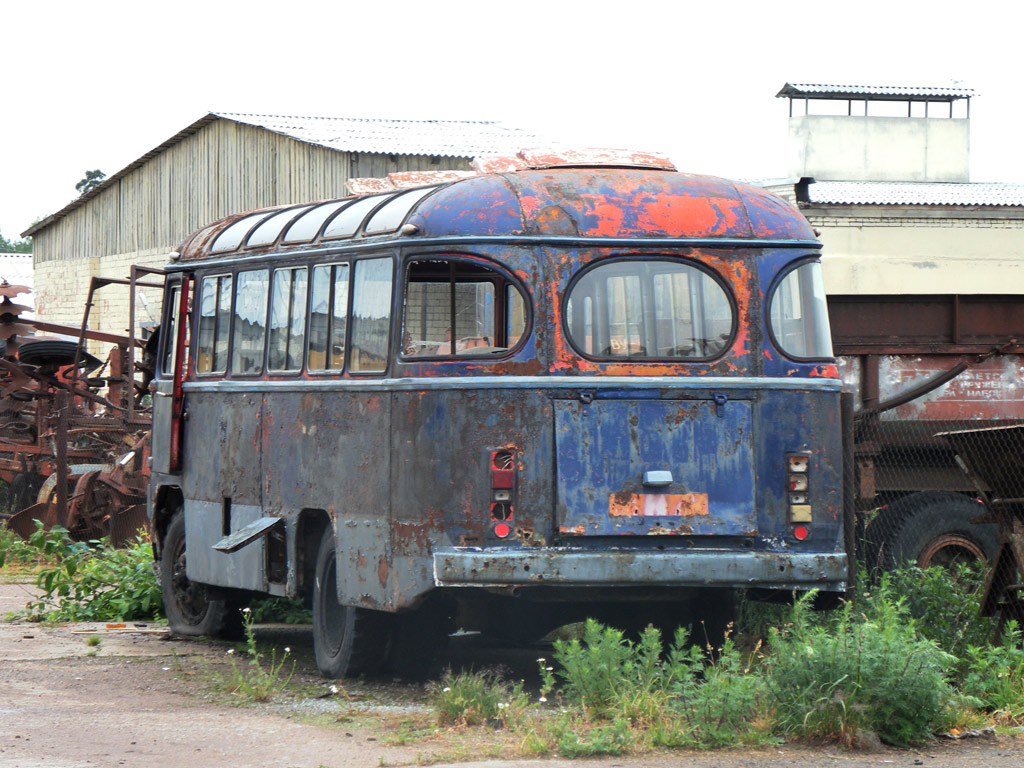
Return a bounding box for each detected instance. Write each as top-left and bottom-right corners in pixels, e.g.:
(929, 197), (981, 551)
(24, 112), (545, 340)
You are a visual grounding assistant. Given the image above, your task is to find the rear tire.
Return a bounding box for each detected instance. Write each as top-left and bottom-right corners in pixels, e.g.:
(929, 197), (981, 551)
(865, 492), (997, 571)
(161, 511), (241, 637)
(312, 528), (392, 678)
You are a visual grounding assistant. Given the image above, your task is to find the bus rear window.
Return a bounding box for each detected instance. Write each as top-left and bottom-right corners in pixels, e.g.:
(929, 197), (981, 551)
(565, 259), (733, 359)
(769, 261), (833, 360)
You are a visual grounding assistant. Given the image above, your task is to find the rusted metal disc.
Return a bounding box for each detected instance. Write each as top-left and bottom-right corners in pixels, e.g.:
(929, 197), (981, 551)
(0, 301), (33, 316)
(0, 323), (34, 338)
(0, 284), (30, 299)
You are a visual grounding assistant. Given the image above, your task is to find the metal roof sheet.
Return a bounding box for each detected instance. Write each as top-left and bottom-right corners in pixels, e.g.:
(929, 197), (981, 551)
(777, 82), (976, 100)
(806, 181), (1024, 207)
(214, 112), (547, 157)
(25, 113), (549, 237)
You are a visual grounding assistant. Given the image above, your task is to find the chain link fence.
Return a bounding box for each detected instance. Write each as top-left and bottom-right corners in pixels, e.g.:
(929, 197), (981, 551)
(850, 412), (1024, 637)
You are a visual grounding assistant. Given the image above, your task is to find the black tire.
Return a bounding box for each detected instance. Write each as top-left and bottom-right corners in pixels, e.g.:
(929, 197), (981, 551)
(161, 511), (240, 637)
(386, 595), (453, 681)
(866, 492), (998, 571)
(312, 528), (392, 678)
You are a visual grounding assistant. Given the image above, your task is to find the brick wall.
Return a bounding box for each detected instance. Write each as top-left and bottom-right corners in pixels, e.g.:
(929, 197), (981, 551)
(34, 248), (169, 357)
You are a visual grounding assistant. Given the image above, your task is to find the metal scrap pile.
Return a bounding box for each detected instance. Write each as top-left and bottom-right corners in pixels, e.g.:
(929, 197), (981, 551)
(0, 278), (154, 545)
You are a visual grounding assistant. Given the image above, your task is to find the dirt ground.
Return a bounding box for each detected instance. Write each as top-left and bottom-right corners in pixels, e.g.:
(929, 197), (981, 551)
(2, 580), (1024, 768)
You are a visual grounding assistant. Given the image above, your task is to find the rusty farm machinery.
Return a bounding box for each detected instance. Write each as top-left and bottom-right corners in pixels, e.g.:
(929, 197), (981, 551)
(0, 270), (161, 546)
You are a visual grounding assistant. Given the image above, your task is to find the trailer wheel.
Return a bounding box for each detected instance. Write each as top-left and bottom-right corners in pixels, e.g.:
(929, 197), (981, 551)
(312, 528), (392, 678)
(866, 492), (997, 571)
(161, 511), (241, 637)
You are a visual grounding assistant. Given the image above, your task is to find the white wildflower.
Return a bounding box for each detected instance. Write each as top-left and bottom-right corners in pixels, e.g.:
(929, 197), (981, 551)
(443, 687), (451, 693)
(330, 685), (340, 694)
(241, 607), (251, 614)
(226, 648), (235, 655)
(539, 696), (547, 703)
(284, 647), (291, 653)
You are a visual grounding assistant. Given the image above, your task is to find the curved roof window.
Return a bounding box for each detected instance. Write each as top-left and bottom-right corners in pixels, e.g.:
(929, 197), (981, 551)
(211, 212), (273, 253)
(282, 199), (354, 244)
(322, 193), (396, 240)
(246, 205), (313, 248)
(364, 186), (439, 235)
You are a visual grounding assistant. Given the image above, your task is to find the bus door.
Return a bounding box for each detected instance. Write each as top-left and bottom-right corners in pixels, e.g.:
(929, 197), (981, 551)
(153, 276), (189, 475)
(554, 393), (757, 537)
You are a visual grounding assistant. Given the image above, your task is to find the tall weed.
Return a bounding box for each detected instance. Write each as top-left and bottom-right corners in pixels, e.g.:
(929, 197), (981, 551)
(960, 620), (1024, 722)
(766, 592), (956, 747)
(7, 523), (162, 622)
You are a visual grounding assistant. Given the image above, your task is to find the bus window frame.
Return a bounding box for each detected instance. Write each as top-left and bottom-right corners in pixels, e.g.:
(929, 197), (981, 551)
(228, 267), (271, 379)
(194, 271), (234, 378)
(398, 253), (532, 361)
(267, 264), (310, 376)
(306, 259), (353, 376)
(765, 256), (834, 363)
(347, 255), (396, 375)
(561, 255), (738, 363)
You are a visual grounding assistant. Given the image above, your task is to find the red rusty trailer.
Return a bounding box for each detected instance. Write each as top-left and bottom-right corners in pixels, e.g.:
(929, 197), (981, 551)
(829, 293), (1024, 569)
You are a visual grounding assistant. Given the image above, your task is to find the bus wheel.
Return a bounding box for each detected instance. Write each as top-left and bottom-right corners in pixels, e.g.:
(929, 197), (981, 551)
(866, 492), (997, 571)
(161, 511), (240, 637)
(312, 529), (392, 678)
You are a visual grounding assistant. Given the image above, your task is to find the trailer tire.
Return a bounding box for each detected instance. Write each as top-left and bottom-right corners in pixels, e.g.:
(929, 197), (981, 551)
(866, 492), (997, 571)
(161, 511), (241, 638)
(312, 528), (392, 678)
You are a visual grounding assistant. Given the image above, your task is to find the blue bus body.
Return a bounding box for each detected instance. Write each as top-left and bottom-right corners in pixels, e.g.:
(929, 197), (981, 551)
(149, 158), (849, 676)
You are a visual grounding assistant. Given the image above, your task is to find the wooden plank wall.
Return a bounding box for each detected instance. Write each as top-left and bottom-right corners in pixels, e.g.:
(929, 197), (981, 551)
(34, 119), (472, 264)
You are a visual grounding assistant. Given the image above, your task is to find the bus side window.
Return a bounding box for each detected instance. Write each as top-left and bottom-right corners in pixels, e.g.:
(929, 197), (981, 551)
(308, 263), (349, 372)
(196, 274), (232, 374)
(161, 286), (180, 377)
(230, 269), (270, 375)
(269, 267), (308, 372)
(349, 257), (393, 372)
(402, 258), (525, 357)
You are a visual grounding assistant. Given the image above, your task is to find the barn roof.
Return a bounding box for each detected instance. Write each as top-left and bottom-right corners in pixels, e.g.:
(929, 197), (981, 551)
(213, 112), (545, 158)
(23, 113), (546, 237)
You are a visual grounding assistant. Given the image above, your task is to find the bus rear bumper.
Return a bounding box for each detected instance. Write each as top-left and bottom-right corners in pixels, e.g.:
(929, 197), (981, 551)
(433, 548), (848, 592)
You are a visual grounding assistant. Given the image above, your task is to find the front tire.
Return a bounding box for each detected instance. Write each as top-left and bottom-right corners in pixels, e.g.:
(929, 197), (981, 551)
(161, 510), (240, 637)
(312, 528), (392, 678)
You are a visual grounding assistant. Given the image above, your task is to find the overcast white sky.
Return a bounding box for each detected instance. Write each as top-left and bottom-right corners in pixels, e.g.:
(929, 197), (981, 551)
(3, 0), (1022, 241)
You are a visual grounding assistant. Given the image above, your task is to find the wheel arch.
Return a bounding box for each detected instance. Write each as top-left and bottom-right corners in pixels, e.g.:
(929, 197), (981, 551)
(295, 508), (331, 601)
(151, 485), (184, 559)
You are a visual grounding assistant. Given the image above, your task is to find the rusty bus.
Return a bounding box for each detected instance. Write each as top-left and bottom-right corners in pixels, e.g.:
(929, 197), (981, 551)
(148, 150), (850, 677)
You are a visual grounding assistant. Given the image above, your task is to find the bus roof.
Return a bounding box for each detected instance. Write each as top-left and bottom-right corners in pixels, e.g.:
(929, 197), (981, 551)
(174, 167), (816, 263)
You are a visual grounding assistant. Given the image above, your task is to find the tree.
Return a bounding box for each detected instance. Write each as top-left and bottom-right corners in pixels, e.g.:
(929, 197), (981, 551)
(0, 229), (32, 253)
(75, 169), (106, 196)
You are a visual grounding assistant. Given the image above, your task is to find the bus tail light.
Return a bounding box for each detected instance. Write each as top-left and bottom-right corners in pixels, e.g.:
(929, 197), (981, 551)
(491, 450), (515, 536)
(787, 452), (812, 527)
